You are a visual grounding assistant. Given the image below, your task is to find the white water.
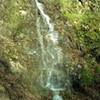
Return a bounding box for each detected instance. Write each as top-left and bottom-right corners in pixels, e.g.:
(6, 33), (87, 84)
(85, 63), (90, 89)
(35, 0), (58, 44)
(35, 0), (54, 31)
(34, 0), (67, 100)
(53, 91), (63, 100)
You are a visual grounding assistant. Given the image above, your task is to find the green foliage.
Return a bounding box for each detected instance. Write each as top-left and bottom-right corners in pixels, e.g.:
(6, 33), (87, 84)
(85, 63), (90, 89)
(95, 66), (100, 73)
(80, 65), (93, 87)
(59, 0), (88, 26)
(3, 0), (34, 41)
(94, 66), (100, 83)
(60, 0), (100, 48)
(79, 55), (95, 87)
(76, 10), (100, 61)
(59, 0), (100, 88)
(7, 0), (22, 29)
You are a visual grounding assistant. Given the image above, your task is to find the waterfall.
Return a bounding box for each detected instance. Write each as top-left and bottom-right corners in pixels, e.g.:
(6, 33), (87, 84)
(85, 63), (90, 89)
(33, 0), (68, 100)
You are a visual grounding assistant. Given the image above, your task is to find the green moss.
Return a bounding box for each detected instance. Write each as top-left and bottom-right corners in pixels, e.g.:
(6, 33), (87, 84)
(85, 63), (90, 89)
(60, 0), (88, 26)
(6, 0), (21, 29)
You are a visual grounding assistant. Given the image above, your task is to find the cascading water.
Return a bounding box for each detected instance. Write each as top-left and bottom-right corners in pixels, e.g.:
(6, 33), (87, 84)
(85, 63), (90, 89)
(34, 0), (68, 100)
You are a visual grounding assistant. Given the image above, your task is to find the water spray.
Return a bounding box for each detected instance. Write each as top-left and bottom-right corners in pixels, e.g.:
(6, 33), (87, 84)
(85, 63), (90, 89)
(34, 0), (67, 100)
(53, 91), (63, 100)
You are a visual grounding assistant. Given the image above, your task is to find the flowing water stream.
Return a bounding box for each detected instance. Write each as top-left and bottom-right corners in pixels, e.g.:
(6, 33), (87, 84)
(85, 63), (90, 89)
(34, 0), (68, 100)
